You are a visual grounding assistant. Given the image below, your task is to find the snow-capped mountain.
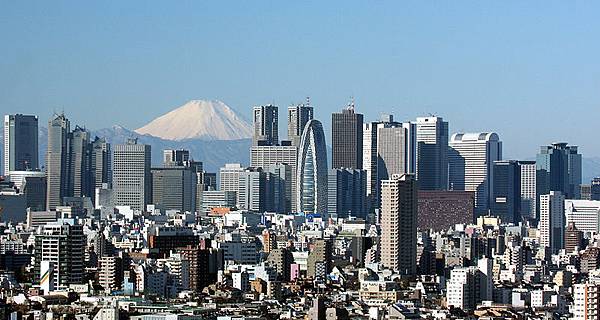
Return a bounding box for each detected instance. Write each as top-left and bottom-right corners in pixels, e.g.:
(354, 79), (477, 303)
(135, 100), (252, 141)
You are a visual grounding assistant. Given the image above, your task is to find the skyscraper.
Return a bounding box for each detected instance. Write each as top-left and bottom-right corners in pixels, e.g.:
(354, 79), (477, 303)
(539, 191), (565, 254)
(46, 114), (70, 210)
(237, 168), (267, 212)
(519, 161), (537, 220)
(219, 163), (245, 193)
(3, 114), (39, 174)
(449, 132), (502, 214)
(265, 163), (292, 213)
(91, 137), (111, 190)
(113, 138), (151, 211)
(491, 160), (521, 224)
(377, 123), (415, 180)
(536, 142), (582, 201)
(332, 103), (363, 169)
(592, 177), (600, 200)
(69, 126), (92, 198)
(253, 105), (278, 146)
(327, 168), (366, 219)
(151, 166), (197, 213)
(163, 149), (190, 166)
(250, 145), (298, 212)
(287, 100), (313, 146)
(415, 116), (448, 191)
(297, 120), (328, 214)
(380, 174), (417, 275)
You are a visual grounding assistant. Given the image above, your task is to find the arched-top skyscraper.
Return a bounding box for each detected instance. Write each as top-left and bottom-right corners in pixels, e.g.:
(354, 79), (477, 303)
(296, 119), (328, 214)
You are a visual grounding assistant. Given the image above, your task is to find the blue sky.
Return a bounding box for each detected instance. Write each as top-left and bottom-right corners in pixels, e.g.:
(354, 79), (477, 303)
(1, 1), (600, 159)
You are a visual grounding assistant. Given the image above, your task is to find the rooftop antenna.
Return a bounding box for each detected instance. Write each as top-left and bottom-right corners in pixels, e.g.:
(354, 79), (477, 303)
(348, 96), (355, 111)
(306, 96), (310, 107)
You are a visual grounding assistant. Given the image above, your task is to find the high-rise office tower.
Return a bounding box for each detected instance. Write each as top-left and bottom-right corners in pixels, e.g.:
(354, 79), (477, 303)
(265, 163), (292, 213)
(380, 174), (417, 275)
(113, 138), (151, 211)
(250, 144), (298, 212)
(3, 114), (39, 174)
(297, 120), (328, 214)
(591, 177), (600, 201)
(539, 191), (565, 254)
(34, 222), (85, 290)
(219, 163), (245, 193)
(327, 168), (366, 219)
(163, 149), (190, 166)
(91, 137), (111, 190)
(237, 168), (267, 212)
(253, 105), (278, 146)
(536, 142), (582, 201)
(152, 166), (197, 213)
(9, 170), (47, 211)
(491, 160), (521, 223)
(363, 115), (416, 210)
(46, 114), (70, 210)
(449, 132), (502, 214)
(416, 116), (448, 191)
(377, 123), (416, 180)
(331, 103), (363, 169)
(287, 99), (313, 147)
(519, 161), (537, 220)
(69, 126), (92, 198)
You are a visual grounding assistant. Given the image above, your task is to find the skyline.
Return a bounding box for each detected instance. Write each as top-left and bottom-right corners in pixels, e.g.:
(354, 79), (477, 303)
(2, 2), (600, 160)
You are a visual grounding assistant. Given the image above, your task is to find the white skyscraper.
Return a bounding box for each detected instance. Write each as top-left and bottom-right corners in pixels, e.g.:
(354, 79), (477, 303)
(539, 191), (565, 254)
(449, 132), (502, 214)
(112, 138), (151, 211)
(519, 161), (536, 219)
(219, 163), (245, 193)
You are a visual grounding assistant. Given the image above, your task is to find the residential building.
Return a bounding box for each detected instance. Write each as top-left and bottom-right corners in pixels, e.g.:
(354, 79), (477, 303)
(380, 174), (417, 275)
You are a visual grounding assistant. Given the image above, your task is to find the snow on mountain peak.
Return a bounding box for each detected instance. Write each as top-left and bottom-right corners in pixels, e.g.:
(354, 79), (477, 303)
(135, 100), (252, 141)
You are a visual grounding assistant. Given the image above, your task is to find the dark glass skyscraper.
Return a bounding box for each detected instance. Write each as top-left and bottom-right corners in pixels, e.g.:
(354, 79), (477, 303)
(3, 114), (39, 174)
(416, 116), (449, 191)
(253, 105), (278, 146)
(332, 104), (363, 169)
(491, 160), (521, 223)
(536, 142), (581, 201)
(327, 168), (367, 219)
